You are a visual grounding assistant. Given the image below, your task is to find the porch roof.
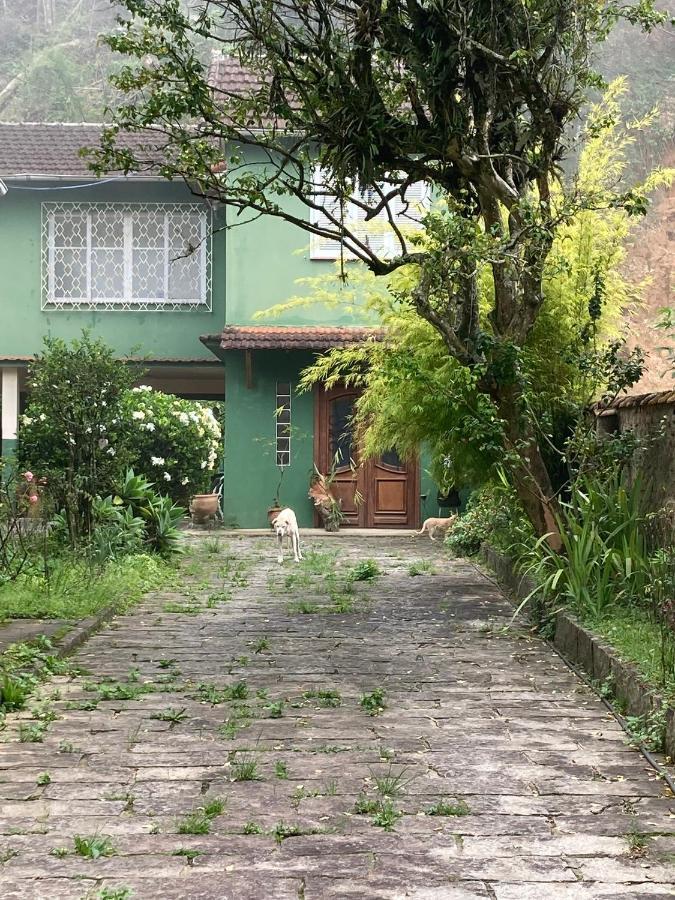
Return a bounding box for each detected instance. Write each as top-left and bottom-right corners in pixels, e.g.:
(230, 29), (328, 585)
(201, 325), (385, 353)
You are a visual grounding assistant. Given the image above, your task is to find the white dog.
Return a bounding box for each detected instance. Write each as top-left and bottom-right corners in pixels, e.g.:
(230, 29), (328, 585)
(272, 508), (303, 563)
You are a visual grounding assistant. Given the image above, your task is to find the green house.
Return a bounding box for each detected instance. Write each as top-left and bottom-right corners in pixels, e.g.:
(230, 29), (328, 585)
(0, 118), (440, 529)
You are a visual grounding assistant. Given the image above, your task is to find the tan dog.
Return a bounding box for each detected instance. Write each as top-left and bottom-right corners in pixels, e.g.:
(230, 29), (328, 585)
(416, 515), (457, 542)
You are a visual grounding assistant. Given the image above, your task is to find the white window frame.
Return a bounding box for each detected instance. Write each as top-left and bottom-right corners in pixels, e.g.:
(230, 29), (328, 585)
(275, 381), (292, 467)
(309, 171), (429, 261)
(41, 201), (212, 311)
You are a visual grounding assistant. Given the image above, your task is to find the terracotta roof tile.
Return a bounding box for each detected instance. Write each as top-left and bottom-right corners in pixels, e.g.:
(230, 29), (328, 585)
(0, 122), (164, 178)
(207, 54), (264, 96)
(594, 389), (675, 413)
(204, 325), (385, 351)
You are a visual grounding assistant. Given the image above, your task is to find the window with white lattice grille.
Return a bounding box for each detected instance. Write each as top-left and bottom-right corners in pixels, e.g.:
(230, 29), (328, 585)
(309, 173), (428, 260)
(276, 382), (291, 467)
(41, 202), (211, 311)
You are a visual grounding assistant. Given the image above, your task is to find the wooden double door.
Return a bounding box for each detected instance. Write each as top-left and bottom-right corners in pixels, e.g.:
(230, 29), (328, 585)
(315, 385), (419, 528)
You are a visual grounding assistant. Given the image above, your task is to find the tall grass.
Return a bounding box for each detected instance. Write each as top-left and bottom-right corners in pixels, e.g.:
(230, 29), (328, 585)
(0, 553), (174, 621)
(518, 473), (651, 619)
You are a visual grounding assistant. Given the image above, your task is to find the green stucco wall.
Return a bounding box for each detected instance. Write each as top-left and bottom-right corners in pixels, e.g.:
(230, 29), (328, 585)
(222, 350), (439, 529)
(0, 180), (225, 360)
(222, 351), (317, 528)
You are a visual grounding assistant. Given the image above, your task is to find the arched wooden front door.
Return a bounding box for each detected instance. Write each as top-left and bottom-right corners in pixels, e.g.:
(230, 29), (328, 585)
(314, 385), (419, 528)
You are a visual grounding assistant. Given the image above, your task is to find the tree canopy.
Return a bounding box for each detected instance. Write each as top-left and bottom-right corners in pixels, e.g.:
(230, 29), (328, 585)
(91, 0), (669, 545)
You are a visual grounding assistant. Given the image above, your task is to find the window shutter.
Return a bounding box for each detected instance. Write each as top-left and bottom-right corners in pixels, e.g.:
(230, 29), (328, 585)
(309, 169), (428, 261)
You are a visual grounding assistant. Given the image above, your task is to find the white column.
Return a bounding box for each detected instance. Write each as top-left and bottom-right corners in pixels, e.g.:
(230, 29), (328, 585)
(1, 367), (20, 443)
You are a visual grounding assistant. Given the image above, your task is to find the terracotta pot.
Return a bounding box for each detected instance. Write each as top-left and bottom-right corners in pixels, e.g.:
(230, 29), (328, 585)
(267, 505), (282, 527)
(190, 493), (220, 524)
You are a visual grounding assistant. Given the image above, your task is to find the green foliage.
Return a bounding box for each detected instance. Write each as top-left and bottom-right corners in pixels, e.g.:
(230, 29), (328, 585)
(0, 552), (172, 621)
(114, 470), (184, 558)
(519, 473), (651, 619)
(18, 333), (135, 542)
(447, 482), (531, 557)
(348, 559), (382, 582)
(426, 798), (470, 817)
(119, 387), (221, 503)
(359, 689), (386, 716)
(73, 835), (116, 860)
(407, 560), (437, 576)
(656, 307), (675, 377)
(177, 797), (225, 835)
(625, 706), (668, 753)
(299, 94), (667, 501)
(0, 676), (28, 712)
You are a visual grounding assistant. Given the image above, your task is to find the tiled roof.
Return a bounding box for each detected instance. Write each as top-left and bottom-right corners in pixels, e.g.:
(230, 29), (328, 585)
(207, 54), (263, 96)
(0, 122), (162, 178)
(594, 389), (675, 413)
(203, 326), (385, 351)
(207, 53), (294, 129)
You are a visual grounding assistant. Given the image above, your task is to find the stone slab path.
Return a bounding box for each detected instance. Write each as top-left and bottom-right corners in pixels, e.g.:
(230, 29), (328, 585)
(1, 535), (674, 899)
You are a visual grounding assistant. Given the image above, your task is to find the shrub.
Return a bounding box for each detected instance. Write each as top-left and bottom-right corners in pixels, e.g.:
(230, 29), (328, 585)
(119, 388), (222, 503)
(115, 470), (184, 557)
(446, 483), (530, 557)
(18, 333), (135, 541)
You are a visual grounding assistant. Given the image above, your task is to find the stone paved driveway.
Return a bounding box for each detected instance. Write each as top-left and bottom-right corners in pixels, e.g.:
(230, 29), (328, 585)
(1, 534), (675, 899)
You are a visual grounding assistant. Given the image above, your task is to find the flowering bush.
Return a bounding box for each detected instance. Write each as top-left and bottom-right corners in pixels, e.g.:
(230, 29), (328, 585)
(119, 387), (221, 503)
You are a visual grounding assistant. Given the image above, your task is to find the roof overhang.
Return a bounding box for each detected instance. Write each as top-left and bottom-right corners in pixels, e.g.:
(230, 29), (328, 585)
(201, 325), (385, 358)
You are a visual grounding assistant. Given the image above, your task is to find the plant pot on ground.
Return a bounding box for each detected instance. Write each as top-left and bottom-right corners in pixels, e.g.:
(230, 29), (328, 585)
(267, 503), (283, 527)
(190, 493), (220, 525)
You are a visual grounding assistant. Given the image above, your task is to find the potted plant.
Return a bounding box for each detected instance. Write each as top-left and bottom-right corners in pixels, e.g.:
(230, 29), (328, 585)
(308, 468), (345, 532)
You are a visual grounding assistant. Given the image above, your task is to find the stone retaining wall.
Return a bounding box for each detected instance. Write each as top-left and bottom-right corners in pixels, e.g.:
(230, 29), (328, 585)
(481, 543), (675, 759)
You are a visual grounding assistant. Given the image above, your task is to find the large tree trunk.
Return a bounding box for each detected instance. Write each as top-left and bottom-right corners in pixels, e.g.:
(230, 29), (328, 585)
(493, 384), (563, 551)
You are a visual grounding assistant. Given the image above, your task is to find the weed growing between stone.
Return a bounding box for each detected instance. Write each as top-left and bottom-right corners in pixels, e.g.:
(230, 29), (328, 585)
(359, 688), (386, 716)
(426, 798), (471, 816)
(177, 798), (226, 835)
(73, 834), (116, 859)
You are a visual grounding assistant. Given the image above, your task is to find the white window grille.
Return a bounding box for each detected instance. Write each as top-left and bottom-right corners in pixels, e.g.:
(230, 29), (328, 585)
(309, 172), (428, 260)
(275, 382), (291, 467)
(41, 202), (211, 311)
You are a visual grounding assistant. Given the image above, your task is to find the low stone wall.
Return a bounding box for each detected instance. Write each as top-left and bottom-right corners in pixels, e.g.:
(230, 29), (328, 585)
(594, 389), (675, 515)
(480, 543), (675, 760)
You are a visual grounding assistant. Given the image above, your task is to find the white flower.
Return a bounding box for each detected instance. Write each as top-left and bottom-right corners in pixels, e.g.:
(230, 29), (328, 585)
(22, 415), (33, 426)
(98, 438), (109, 449)
(163, 472), (171, 481)
(181, 477), (189, 485)
(189, 412), (200, 424)
(132, 411), (145, 421)
(151, 456), (165, 466)
(85, 426), (92, 434)
(101, 401), (107, 407)
(107, 447), (116, 456)
(179, 412), (189, 426)
(142, 422), (156, 432)
(138, 385), (153, 392)
(111, 418), (119, 425)
(39, 413), (46, 422)
(200, 460), (207, 469)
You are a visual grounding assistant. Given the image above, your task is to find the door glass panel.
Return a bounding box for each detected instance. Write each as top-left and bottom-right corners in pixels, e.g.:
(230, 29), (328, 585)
(329, 396), (354, 469)
(380, 448), (406, 471)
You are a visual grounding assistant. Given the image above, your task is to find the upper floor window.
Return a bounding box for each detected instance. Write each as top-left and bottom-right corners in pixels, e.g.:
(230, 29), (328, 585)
(41, 202), (211, 311)
(309, 173), (428, 261)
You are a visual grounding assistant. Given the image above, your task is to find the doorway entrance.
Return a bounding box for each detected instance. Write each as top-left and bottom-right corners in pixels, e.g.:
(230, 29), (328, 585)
(314, 385), (419, 528)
